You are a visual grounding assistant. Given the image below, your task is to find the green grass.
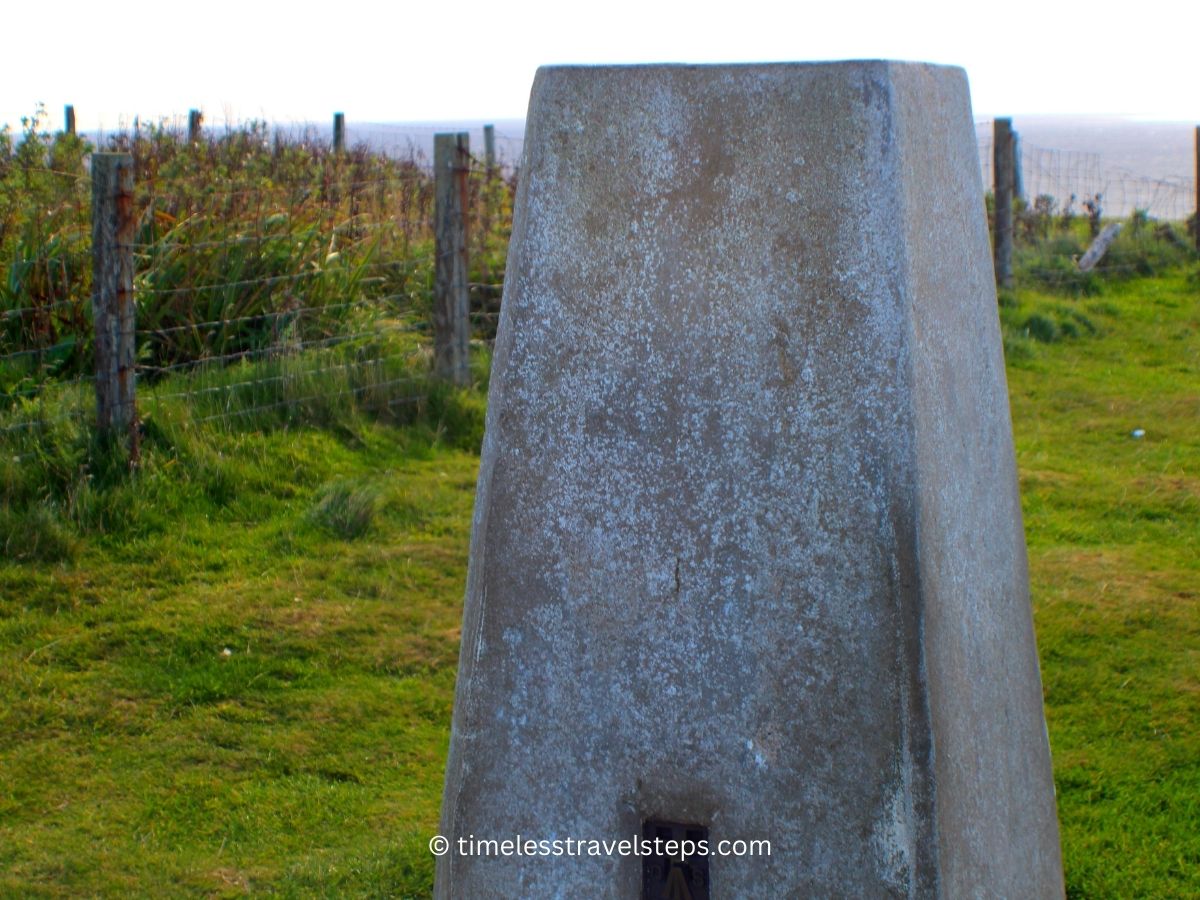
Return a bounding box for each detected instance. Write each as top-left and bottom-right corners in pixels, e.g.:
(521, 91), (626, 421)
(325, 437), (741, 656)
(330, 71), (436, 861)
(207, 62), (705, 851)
(1, 268), (1198, 896)
(0, 441), (475, 895)
(1, 349), (487, 896)
(1002, 270), (1199, 897)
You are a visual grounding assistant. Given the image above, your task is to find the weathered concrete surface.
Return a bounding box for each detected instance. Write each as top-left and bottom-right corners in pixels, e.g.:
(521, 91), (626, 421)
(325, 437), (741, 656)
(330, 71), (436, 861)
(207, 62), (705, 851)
(437, 62), (1064, 898)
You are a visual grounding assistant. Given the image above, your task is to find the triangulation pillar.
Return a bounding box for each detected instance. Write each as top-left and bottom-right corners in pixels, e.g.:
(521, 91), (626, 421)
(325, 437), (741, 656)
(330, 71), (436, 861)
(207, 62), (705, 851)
(437, 61), (1064, 899)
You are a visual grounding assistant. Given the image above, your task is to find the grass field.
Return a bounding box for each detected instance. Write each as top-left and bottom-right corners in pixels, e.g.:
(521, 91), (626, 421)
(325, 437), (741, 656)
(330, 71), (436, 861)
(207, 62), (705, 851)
(1, 269), (1197, 896)
(1001, 271), (1199, 897)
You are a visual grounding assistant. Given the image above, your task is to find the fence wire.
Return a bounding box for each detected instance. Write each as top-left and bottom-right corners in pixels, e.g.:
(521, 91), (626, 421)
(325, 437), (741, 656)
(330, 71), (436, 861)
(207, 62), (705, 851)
(978, 137), (1197, 221)
(2, 121), (515, 449)
(2, 117), (1196, 454)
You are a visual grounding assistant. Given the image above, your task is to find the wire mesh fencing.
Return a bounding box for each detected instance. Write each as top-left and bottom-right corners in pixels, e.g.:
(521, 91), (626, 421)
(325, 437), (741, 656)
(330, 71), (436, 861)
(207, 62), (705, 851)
(1, 158), (97, 454)
(3, 111), (1197, 462)
(978, 136), (1197, 221)
(1, 115), (514, 459)
(978, 126), (1198, 293)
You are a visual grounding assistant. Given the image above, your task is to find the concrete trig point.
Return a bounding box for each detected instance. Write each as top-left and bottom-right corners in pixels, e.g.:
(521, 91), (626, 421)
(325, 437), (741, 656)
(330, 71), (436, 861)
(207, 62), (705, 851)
(438, 61), (1064, 898)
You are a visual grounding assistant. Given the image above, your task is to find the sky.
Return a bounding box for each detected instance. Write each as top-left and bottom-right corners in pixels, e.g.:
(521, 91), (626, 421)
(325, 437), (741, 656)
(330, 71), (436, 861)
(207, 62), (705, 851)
(3, 0), (1196, 132)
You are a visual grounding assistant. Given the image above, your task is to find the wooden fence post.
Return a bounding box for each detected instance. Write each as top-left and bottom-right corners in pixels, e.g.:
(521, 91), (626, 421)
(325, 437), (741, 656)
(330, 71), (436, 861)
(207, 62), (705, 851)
(484, 124), (496, 175)
(1012, 130), (1023, 202)
(90, 153), (137, 443)
(434, 132), (470, 385)
(65, 105), (76, 135)
(481, 124), (497, 274)
(993, 117), (1015, 289)
(1194, 125), (1199, 252)
(333, 112), (345, 154)
(188, 109), (202, 143)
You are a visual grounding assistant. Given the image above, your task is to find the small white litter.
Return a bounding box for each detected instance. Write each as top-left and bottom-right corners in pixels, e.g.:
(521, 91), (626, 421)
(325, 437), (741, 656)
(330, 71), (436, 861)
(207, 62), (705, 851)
(1131, 429), (1145, 439)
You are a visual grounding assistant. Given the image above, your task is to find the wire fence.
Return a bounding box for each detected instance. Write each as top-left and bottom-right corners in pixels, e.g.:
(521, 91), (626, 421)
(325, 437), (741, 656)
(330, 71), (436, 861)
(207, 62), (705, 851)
(2, 112), (1198, 461)
(1, 115), (513, 459)
(978, 137), (1196, 221)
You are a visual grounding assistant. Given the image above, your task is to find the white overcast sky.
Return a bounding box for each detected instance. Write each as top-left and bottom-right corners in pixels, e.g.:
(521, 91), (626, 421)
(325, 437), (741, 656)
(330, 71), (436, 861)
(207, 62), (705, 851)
(3, 0), (1195, 131)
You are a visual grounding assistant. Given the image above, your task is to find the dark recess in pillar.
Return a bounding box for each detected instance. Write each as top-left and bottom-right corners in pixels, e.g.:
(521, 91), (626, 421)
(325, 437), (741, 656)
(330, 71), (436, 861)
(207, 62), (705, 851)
(642, 820), (710, 900)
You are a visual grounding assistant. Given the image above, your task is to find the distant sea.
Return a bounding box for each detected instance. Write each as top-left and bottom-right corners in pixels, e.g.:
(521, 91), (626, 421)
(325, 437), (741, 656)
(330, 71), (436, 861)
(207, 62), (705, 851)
(274, 119), (528, 168)
(105, 114), (1197, 219)
(973, 116), (1196, 218)
(976, 116), (1194, 182)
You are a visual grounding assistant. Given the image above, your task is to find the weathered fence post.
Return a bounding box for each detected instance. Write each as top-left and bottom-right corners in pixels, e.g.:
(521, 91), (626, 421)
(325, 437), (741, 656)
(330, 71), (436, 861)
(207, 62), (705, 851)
(433, 132), (471, 385)
(480, 124), (497, 276)
(333, 112), (345, 154)
(483, 124), (496, 175)
(187, 109), (202, 143)
(64, 105), (76, 136)
(90, 153), (137, 442)
(1013, 130), (1024, 201)
(993, 117), (1015, 288)
(1194, 125), (1199, 252)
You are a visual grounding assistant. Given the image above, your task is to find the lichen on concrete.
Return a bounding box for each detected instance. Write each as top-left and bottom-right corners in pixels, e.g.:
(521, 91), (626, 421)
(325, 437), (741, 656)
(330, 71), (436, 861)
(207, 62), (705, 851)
(437, 61), (1064, 898)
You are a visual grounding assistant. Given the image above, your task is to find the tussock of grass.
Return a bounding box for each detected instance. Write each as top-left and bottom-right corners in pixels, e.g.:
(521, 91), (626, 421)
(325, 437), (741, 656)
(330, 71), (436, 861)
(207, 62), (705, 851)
(309, 480), (379, 540)
(1023, 312), (1061, 343)
(0, 502), (77, 562)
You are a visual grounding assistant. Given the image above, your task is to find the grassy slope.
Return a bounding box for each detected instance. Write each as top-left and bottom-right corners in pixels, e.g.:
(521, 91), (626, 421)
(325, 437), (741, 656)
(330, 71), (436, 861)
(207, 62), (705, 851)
(0, 273), (1197, 897)
(1003, 272), (1199, 898)
(0, 413), (479, 896)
